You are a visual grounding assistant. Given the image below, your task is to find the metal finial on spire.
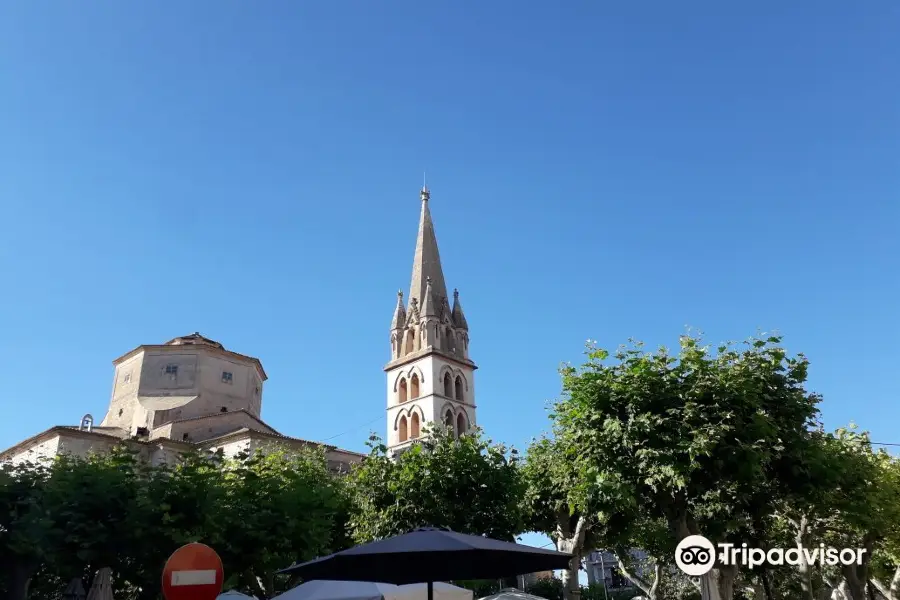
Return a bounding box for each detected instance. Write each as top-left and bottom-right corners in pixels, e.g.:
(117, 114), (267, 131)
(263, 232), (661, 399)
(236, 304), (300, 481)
(420, 184), (430, 202)
(454, 288), (459, 299)
(398, 289), (403, 298)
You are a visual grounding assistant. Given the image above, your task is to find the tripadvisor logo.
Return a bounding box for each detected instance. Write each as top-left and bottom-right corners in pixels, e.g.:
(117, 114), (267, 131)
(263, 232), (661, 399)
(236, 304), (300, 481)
(675, 535), (867, 576)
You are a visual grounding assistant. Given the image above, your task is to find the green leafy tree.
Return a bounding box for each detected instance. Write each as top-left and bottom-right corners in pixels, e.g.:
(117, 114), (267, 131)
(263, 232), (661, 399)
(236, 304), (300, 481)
(551, 334), (821, 600)
(526, 576), (565, 600)
(213, 447), (346, 599)
(0, 459), (52, 600)
(810, 428), (900, 600)
(121, 450), (229, 600)
(522, 436), (600, 600)
(0, 446), (149, 600)
(0, 443), (349, 600)
(347, 425), (525, 543)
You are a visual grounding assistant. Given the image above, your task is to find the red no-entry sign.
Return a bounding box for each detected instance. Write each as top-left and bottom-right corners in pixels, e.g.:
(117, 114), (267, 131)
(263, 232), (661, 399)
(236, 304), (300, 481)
(162, 542), (224, 600)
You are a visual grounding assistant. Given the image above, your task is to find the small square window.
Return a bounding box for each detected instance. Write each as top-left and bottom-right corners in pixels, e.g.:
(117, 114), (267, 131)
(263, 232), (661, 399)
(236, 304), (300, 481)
(123, 373), (132, 384)
(255, 386), (260, 395)
(165, 364), (178, 376)
(222, 371), (233, 384)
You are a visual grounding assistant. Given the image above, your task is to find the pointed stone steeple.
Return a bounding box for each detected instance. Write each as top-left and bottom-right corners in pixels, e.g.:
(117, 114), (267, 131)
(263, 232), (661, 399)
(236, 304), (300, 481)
(408, 185), (449, 312)
(390, 290), (406, 330)
(451, 288), (468, 330)
(384, 184), (478, 455)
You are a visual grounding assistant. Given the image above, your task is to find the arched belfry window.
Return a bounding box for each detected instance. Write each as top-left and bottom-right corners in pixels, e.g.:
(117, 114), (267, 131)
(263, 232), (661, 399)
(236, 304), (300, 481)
(456, 413), (467, 438)
(455, 376), (464, 402)
(399, 416), (409, 442)
(399, 378), (408, 403)
(411, 412), (421, 438)
(444, 410), (454, 430)
(410, 373), (420, 399)
(406, 329), (416, 355)
(443, 373), (453, 397)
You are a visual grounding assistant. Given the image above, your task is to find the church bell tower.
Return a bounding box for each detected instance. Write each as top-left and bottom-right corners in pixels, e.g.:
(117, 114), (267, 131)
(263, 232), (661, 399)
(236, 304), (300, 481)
(385, 186), (476, 453)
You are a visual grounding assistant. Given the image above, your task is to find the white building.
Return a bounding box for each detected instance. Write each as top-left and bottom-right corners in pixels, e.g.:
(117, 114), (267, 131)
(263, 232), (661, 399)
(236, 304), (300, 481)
(385, 185), (476, 453)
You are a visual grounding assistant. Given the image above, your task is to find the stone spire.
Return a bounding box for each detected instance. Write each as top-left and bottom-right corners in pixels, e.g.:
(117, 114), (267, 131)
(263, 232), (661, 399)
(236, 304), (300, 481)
(390, 290), (406, 330)
(421, 276), (438, 317)
(408, 185), (449, 311)
(451, 288), (468, 330)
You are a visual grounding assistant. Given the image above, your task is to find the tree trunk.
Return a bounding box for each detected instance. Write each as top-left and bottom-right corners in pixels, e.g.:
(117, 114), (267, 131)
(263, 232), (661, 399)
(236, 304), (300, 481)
(892, 566), (900, 600)
(716, 564), (738, 600)
(616, 557), (661, 600)
(867, 580), (877, 600)
(671, 514), (735, 600)
(556, 514), (589, 600)
(838, 581), (853, 600)
(868, 578), (890, 600)
(841, 534), (875, 600)
(701, 572), (723, 600)
(751, 582), (765, 599)
(761, 569), (774, 600)
(6, 562), (35, 600)
(845, 575), (867, 600)
(244, 570), (268, 600)
(6, 561), (38, 600)
(796, 515), (815, 600)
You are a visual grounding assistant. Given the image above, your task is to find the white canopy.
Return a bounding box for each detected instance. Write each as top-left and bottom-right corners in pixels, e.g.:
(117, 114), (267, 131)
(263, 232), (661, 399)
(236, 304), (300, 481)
(397, 583), (472, 600)
(217, 593), (257, 600)
(217, 592), (258, 600)
(272, 581), (405, 600)
(477, 590), (547, 600)
(273, 581), (473, 600)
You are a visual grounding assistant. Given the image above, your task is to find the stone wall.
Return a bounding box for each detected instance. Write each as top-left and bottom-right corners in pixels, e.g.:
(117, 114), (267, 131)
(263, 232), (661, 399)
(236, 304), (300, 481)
(6, 435), (62, 466)
(100, 347), (265, 436)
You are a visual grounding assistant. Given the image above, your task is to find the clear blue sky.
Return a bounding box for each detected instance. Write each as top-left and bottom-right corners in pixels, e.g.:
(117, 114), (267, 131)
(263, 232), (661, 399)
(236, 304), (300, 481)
(1, 2), (898, 555)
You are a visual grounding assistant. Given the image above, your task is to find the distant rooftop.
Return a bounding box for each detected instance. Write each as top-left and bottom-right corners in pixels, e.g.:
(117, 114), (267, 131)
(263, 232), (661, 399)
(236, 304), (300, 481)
(165, 332), (225, 350)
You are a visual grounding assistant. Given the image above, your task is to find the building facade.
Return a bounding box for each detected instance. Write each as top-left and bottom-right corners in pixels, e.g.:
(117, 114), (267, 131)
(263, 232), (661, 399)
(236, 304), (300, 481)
(1, 332), (364, 471)
(385, 185), (476, 453)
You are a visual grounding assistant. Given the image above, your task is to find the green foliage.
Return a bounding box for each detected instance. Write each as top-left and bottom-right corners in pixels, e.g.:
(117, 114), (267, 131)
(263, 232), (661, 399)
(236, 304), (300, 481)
(526, 577), (565, 600)
(553, 334), (821, 545)
(346, 425), (525, 543)
(521, 437), (586, 539)
(214, 447), (344, 598)
(0, 444), (348, 600)
(580, 584), (641, 600)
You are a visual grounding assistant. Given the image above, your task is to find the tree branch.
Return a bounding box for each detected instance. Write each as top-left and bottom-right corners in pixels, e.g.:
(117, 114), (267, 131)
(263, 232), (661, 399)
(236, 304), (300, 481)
(616, 556), (651, 596)
(573, 514), (590, 546)
(244, 571), (267, 600)
(868, 578), (890, 600)
(648, 562), (662, 599)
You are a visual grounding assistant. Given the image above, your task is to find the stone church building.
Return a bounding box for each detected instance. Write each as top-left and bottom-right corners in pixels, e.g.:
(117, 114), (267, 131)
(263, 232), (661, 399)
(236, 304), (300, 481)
(1, 185), (475, 468)
(0, 331), (365, 471)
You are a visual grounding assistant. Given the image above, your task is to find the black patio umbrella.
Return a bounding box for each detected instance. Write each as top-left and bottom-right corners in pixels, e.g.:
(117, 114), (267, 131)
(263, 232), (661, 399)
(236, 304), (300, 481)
(278, 528), (571, 600)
